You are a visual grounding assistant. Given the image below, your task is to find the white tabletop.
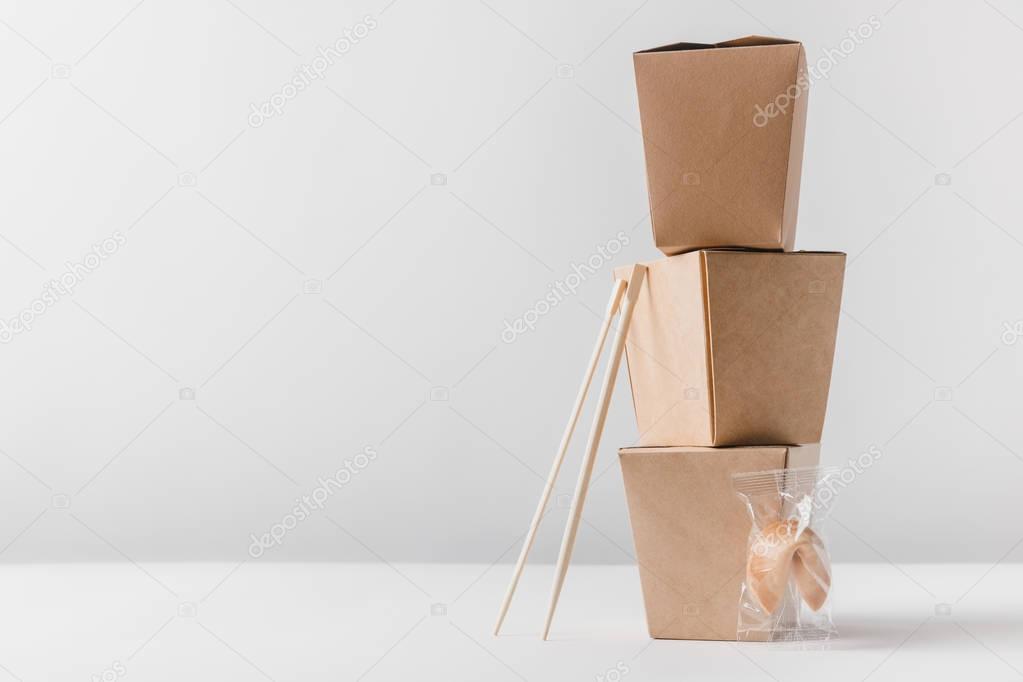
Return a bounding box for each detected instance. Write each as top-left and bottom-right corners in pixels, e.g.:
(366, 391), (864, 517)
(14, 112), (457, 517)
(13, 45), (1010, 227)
(0, 562), (1019, 681)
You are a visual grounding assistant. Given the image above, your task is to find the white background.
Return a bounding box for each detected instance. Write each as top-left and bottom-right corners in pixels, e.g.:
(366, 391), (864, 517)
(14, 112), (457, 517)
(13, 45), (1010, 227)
(2, 0), (1023, 574)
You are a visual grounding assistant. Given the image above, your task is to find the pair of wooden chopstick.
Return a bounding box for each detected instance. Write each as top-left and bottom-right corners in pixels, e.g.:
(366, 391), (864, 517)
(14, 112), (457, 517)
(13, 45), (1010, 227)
(494, 264), (647, 640)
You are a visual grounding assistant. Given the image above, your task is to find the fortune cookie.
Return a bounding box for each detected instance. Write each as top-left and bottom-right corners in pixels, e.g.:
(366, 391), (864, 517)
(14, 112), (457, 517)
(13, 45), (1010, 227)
(746, 519), (831, 614)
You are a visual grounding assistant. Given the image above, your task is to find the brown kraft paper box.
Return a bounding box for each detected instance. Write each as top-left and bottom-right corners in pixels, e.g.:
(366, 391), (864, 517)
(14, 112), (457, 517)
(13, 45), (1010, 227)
(614, 250), (845, 447)
(619, 444), (821, 640)
(634, 37), (808, 255)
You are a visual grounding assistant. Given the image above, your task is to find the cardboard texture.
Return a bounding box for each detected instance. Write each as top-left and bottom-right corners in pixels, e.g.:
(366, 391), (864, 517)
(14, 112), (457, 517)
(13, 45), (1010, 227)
(614, 250), (845, 447)
(634, 37), (808, 255)
(619, 444), (820, 641)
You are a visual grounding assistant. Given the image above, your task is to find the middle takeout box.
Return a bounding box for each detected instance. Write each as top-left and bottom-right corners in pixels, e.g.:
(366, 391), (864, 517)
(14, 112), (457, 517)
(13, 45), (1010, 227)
(614, 249), (845, 447)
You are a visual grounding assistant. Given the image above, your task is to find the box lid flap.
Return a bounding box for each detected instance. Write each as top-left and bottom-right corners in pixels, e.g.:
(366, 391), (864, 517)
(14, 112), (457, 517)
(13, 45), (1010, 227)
(716, 35), (799, 48)
(635, 35), (800, 55)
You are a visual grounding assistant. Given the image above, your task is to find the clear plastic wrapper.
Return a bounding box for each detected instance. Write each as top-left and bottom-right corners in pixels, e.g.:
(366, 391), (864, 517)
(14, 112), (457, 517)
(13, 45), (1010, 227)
(733, 466), (839, 642)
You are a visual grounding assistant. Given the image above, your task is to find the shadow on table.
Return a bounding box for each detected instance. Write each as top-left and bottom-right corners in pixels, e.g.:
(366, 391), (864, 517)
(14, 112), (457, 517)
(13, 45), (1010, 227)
(831, 613), (1023, 650)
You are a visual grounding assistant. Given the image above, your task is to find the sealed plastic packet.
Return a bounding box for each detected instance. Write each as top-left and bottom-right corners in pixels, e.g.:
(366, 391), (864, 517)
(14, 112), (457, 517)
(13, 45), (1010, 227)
(732, 467), (839, 642)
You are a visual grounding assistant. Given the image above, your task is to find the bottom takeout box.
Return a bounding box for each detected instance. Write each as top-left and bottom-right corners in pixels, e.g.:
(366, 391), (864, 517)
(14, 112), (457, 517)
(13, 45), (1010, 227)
(619, 443), (820, 640)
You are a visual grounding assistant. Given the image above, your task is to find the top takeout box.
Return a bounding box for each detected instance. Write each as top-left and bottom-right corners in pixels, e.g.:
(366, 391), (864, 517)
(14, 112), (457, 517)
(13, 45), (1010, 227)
(634, 36), (809, 255)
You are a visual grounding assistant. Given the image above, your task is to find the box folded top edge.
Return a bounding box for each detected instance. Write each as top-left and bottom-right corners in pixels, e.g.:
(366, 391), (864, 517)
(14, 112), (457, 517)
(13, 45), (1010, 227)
(635, 35), (800, 55)
(613, 250), (847, 276)
(700, 249), (845, 256)
(619, 444), (809, 455)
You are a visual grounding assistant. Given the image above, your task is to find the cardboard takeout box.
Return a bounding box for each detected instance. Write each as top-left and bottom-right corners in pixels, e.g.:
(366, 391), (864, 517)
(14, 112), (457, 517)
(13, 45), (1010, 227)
(619, 443), (820, 640)
(634, 36), (808, 255)
(614, 250), (845, 447)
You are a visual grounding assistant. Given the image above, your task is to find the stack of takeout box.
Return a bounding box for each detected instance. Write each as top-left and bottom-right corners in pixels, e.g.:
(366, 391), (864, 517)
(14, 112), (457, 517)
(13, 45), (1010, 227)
(616, 36), (845, 641)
